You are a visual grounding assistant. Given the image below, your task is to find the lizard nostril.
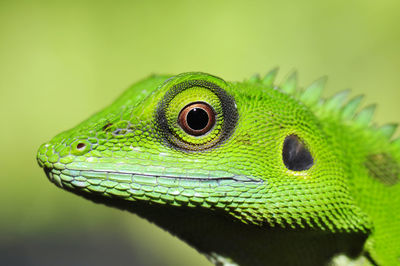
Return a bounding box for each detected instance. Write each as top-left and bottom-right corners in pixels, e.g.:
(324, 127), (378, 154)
(76, 143), (86, 150)
(71, 140), (91, 155)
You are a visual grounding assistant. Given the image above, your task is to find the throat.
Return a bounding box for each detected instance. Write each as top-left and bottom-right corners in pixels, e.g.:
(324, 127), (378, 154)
(73, 190), (369, 266)
(137, 206), (368, 266)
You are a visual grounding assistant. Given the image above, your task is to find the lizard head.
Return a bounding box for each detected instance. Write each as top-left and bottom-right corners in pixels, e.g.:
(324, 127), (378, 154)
(37, 72), (370, 233)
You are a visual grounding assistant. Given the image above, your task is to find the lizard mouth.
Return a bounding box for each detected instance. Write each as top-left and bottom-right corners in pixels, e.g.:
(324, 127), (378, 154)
(42, 166), (264, 207)
(38, 140), (265, 211)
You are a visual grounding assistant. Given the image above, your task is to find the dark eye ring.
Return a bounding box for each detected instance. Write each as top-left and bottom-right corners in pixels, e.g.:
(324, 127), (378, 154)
(178, 102), (216, 136)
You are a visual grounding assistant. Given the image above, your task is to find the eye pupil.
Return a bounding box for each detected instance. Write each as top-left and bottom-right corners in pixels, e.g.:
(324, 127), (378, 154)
(178, 102), (216, 136)
(187, 108), (209, 130)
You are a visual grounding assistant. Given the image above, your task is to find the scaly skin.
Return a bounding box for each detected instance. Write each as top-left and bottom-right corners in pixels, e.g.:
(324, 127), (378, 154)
(37, 71), (400, 265)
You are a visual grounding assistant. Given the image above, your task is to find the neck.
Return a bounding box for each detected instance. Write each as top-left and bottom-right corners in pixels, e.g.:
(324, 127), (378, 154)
(321, 116), (400, 265)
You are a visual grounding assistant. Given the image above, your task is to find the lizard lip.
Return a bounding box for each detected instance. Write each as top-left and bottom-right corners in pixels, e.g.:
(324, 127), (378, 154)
(41, 166), (264, 203)
(44, 167), (260, 185)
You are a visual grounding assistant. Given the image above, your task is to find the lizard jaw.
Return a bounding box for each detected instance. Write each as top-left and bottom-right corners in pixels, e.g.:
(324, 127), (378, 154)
(41, 165), (266, 210)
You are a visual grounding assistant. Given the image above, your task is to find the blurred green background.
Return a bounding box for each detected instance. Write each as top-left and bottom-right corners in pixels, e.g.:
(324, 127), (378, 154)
(1, 0), (399, 265)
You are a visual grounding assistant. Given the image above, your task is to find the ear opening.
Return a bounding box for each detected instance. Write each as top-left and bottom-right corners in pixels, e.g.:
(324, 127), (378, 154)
(282, 135), (314, 171)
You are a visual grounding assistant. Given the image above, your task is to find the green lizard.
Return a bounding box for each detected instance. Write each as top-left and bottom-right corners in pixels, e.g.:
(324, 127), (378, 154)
(37, 70), (400, 265)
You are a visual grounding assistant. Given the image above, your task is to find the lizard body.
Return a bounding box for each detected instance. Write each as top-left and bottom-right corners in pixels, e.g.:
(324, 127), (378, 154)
(37, 71), (400, 265)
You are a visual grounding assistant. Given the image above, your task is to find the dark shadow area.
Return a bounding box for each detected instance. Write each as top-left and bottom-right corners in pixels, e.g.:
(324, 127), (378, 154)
(0, 232), (163, 266)
(71, 189), (369, 266)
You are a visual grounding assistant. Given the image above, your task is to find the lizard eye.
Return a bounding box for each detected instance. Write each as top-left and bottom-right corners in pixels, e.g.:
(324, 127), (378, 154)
(178, 102), (216, 136)
(156, 73), (238, 151)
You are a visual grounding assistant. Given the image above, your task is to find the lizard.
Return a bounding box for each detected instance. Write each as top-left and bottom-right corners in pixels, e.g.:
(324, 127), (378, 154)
(37, 70), (400, 265)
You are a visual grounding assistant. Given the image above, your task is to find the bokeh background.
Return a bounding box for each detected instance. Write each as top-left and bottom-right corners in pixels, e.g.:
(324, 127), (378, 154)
(1, 0), (399, 265)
